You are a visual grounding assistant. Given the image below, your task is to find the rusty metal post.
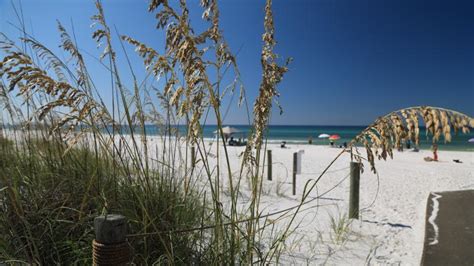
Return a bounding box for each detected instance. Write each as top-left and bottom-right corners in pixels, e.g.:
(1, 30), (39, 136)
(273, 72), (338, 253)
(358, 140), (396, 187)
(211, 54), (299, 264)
(93, 214), (130, 265)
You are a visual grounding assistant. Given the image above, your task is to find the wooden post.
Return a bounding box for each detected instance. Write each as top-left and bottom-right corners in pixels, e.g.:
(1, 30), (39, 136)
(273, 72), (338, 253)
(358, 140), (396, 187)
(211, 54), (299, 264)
(93, 214), (130, 265)
(349, 162), (361, 219)
(292, 152), (297, 196)
(267, 150), (272, 181)
(191, 146), (196, 168)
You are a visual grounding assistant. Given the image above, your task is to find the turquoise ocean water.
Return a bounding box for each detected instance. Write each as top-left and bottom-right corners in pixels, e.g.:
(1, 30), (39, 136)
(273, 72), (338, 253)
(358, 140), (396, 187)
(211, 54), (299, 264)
(140, 125), (474, 151)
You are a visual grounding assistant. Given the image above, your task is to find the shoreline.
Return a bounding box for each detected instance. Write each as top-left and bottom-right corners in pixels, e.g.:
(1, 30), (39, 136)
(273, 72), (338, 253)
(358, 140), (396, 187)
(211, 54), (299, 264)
(3, 124), (473, 151)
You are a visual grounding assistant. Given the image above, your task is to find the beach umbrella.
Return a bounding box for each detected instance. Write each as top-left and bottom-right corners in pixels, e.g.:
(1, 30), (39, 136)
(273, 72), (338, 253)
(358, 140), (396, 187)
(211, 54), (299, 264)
(214, 126), (240, 136)
(329, 134), (340, 140)
(468, 138), (474, 143)
(318, 133), (330, 139)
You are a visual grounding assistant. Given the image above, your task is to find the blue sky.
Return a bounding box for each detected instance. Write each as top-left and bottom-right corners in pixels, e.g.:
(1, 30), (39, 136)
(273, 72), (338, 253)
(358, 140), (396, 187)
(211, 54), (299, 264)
(1, 0), (473, 125)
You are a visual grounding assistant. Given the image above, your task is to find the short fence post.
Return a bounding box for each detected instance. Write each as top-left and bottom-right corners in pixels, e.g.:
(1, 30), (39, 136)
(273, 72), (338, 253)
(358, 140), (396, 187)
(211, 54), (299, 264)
(93, 214), (130, 265)
(292, 152), (297, 196)
(191, 146), (196, 168)
(349, 162), (361, 219)
(267, 150), (272, 181)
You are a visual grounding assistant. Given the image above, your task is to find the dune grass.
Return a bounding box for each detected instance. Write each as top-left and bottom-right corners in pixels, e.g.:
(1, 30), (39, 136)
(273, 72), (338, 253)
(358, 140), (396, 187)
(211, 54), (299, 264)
(0, 0), (291, 263)
(0, 132), (207, 264)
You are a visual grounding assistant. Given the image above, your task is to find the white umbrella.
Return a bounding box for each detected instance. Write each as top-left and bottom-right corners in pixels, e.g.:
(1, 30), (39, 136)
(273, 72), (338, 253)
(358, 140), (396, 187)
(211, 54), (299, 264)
(318, 133), (330, 139)
(214, 126), (240, 136)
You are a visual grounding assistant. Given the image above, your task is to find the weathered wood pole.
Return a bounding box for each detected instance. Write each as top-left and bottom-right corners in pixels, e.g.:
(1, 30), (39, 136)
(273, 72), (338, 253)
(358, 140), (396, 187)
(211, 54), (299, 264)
(292, 152), (297, 195)
(191, 146), (196, 168)
(267, 150), (272, 181)
(349, 162), (361, 219)
(93, 214), (130, 265)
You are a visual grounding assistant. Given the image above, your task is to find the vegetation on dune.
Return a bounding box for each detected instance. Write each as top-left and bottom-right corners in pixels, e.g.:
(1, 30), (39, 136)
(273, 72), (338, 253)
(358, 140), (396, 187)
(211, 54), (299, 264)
(350, 106), (474, 173)
(0, 0), (291, 263)
(0, 135), (205, 264)
(0, 0), (473, 264)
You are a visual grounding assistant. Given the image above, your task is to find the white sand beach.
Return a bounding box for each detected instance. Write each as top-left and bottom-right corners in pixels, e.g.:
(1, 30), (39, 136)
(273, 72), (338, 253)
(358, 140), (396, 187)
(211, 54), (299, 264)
(137, 136), (474, 265)
(3, 129), (474, 264)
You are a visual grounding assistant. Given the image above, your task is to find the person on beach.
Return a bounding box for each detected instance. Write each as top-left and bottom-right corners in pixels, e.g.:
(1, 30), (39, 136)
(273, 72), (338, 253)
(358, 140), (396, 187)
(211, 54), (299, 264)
(424, 143), (439, 162)
(308, 136), (313, 144)
(432, 144), (438, 161)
